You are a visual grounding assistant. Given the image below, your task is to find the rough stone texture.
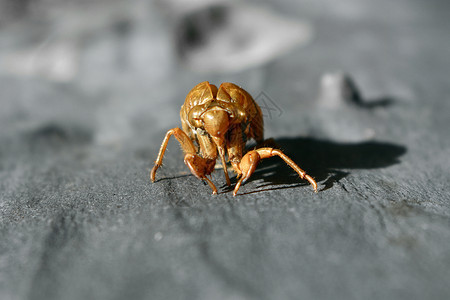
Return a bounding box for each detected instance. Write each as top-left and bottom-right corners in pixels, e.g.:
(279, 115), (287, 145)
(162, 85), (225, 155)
(1, 0), (449, 299)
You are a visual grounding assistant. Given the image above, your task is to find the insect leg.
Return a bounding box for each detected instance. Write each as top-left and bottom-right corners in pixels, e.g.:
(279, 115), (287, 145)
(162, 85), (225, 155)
(218, 146), (231, 186)
(150, 128), (196, 182)
(233, 147), (317, 196)
(151, 128), (218, 194)
(226, 125), (244, 178)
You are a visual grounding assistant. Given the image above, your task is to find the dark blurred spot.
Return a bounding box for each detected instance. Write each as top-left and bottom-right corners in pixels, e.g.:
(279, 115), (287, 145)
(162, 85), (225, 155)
(344, 75), (395, 108)
(341, 74), (363, 105)
(357, 97), (395, 109)
(27, 123), (93, 149)
(176, 5), (229, 57)
(112, 19), (133, 36)
(0, 0), (30, 23)
(110, 19), (133, 69)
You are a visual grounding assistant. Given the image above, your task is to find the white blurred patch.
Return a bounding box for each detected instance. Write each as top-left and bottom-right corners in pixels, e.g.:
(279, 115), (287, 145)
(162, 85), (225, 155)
(318, 72), (359, 109)
(2, 41), (79, 82)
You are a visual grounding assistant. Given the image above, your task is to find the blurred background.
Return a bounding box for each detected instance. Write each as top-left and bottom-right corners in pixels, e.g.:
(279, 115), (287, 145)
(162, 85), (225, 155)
(1, 0), (450, 299)
(2, 0), (449, 145)
(3, 0), (441, 148)
(1, 0), (319, 151)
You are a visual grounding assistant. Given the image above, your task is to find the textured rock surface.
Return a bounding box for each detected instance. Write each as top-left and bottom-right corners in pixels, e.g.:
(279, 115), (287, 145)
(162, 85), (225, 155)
(1, 0), (449, 299)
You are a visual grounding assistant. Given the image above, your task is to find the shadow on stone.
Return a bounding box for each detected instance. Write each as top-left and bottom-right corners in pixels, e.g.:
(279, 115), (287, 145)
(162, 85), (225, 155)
(226, 137), (407, 193)
(353, 96), (395, 109)
(150, 136), (406, 194)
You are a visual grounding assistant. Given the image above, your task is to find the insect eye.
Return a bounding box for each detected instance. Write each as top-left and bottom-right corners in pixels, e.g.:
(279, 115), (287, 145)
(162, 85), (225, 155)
(188, 106), (205, 128)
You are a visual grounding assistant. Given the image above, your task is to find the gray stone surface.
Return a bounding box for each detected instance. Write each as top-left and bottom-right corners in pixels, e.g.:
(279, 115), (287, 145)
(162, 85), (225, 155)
(1, 0), (450, 299)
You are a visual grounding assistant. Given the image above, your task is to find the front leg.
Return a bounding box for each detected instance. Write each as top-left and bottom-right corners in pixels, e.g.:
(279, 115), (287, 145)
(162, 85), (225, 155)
(226, 125), (245, 178)
(233, 147), (318, 196)
(150, 128), (218, 194)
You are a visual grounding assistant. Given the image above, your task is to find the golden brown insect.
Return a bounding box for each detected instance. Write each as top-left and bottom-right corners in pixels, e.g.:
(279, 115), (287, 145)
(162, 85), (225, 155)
(150, 81), (317, 196)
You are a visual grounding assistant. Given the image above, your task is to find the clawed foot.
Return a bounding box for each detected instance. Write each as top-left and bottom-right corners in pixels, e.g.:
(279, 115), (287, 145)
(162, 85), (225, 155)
(184, 153), (217, 194)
